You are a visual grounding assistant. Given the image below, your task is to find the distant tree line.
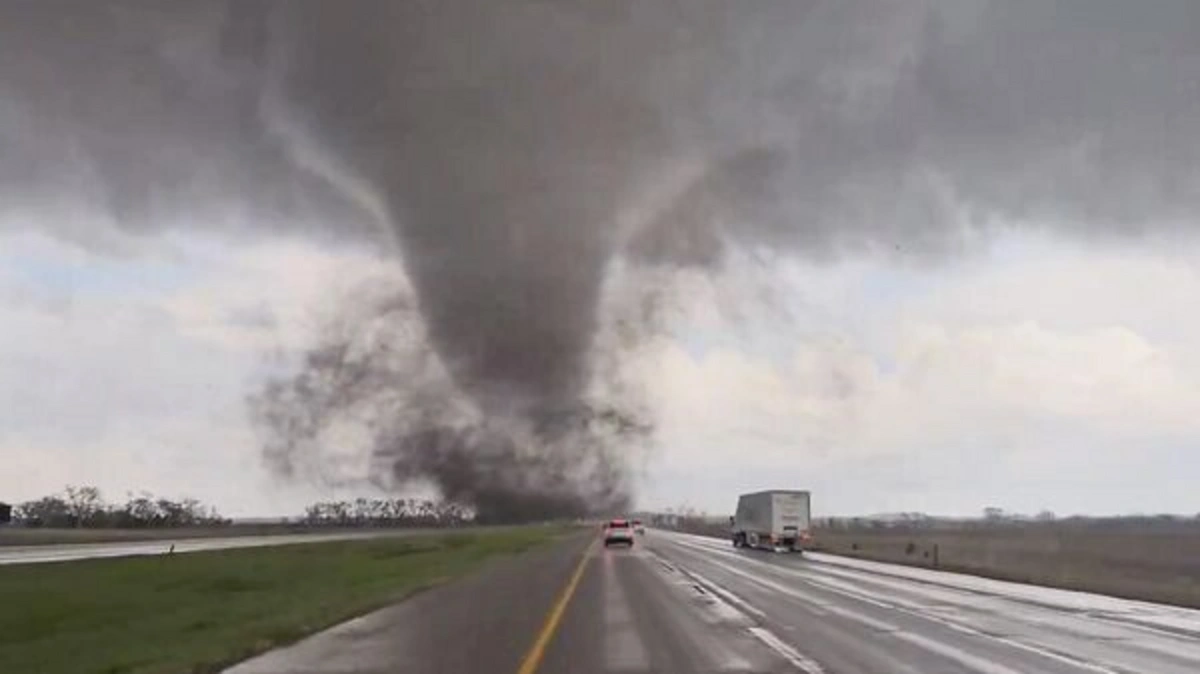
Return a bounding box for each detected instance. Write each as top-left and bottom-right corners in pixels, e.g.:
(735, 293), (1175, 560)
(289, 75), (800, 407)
(301, 498), (473, 527)
(9, 486), (229, 528)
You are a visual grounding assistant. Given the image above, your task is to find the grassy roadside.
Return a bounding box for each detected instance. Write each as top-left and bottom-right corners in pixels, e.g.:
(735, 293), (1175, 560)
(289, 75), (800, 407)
(0, 526), (575, 674)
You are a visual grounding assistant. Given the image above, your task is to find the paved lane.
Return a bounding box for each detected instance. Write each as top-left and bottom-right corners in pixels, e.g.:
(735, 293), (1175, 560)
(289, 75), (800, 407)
(228, 531), (798, 674)
(647, 530), (1200, 674)
(225, 528), (1200, 673)
(227, 532), (597, 674)
(540, 536), (794, 673)
(0, 530), (430, 565)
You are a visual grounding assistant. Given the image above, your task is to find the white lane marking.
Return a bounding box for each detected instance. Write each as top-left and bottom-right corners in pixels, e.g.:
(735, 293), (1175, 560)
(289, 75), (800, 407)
(644, 546), (827, 673)
(655, 542), (933, 674)
(688, 570), (767, 619)
(638, 550), (761, 671)
(668, 531), (1200, 642)
(698, 554), (1027, 674)
(893, 630), (1029, 674)
(748, 627), (826, 674)
(786, 560), (1200, 666)
(603, 548), (651, 672)
(673, 538), (1127, 674)
(672, 534), (1108, 666)
(794, 574), (1125, 674)
(645, 555), (756, 666)
(644, 547), (765, 621)
(695, 540), (1125, 672)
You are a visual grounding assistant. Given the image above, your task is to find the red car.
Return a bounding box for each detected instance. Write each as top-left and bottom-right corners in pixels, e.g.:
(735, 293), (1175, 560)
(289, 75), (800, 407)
(603, 518), (634, 547)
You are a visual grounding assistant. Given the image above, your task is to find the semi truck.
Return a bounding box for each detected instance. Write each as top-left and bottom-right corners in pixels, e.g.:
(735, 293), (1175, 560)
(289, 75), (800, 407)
(730, 490), (811, 552)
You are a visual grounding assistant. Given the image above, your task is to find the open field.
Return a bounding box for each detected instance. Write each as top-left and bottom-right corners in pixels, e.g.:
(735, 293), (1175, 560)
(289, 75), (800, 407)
(0, 526), (575, 674)
(813, 524), (1200, 609)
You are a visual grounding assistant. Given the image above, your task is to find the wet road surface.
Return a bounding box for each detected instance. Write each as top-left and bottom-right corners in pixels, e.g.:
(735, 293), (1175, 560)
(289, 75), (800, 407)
(227, 529), (1200, 673)
(0, 530), (441, 565)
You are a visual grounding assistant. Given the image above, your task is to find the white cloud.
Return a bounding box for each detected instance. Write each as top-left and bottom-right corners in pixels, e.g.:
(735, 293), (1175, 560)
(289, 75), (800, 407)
(151, 234), (403, 352)
(640, 233), (1200, 516)
(0, 230), (396, 514)
(4, 227), (1200, 519)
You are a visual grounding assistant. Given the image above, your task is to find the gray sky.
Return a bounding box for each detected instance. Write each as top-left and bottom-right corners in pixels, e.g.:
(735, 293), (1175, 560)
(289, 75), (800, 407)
(2, 1), (1199, 517)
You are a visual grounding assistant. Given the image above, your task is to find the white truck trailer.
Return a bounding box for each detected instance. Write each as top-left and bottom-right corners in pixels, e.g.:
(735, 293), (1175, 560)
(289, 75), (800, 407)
(731, 490), (812, 552)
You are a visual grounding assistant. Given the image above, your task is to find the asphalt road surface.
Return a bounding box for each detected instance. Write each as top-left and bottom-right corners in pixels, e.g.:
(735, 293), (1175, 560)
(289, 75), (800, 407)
(0, 530), (422, 565)
(227, 529), (1200, 674)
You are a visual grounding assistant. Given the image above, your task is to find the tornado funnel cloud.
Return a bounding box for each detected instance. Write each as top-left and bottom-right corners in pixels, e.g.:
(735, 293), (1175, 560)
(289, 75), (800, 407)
(4, 1), (1200, 522)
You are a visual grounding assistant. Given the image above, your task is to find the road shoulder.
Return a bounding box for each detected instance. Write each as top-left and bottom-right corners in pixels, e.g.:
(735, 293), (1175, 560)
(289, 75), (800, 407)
(225, 530), (592, 674)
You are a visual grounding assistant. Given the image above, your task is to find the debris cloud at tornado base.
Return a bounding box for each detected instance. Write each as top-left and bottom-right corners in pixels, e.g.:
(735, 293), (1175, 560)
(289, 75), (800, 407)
(4, 2), (1200, 520)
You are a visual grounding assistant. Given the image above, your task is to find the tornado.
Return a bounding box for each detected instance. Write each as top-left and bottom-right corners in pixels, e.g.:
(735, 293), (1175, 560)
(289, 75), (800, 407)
(4, 1), (1199, 520)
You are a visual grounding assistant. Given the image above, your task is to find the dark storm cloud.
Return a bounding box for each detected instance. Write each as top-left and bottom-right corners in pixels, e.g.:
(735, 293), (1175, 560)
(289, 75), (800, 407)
(5, 1), (1197, 245)
(0, 0), (371, 245)
(627, 1), (1200, 261)
(4, 1), (1199, 519)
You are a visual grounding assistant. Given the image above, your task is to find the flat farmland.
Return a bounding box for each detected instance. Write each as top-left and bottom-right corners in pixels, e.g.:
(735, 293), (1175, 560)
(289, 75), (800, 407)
(813, 523), (1200, 609)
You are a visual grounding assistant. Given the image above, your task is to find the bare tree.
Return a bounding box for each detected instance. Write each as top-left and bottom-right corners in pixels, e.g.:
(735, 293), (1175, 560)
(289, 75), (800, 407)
(296, 497), (473, 528)
(15, 495), (70, 527)
(64, 485), (104, 527)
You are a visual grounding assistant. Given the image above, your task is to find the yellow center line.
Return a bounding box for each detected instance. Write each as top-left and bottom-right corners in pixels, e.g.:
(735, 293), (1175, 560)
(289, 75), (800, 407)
(515, 536), (597, 674)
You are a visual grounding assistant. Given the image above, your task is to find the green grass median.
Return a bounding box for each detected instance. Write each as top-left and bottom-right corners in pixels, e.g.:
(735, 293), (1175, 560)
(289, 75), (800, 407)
(0, 526), (574, 674)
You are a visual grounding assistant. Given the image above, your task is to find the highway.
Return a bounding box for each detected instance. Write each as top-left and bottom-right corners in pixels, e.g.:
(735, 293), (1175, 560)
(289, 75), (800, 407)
(0, 530), (422, 565)
(226, 529), (1200, 674)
